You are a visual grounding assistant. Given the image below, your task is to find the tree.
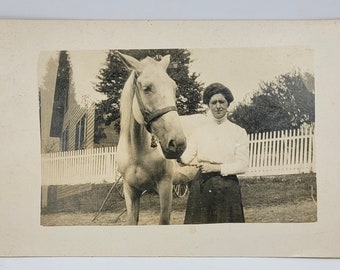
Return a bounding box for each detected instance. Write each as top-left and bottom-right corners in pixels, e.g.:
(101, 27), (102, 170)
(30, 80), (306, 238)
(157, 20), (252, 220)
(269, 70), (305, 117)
(94, 49), (204, 143)
(39, 53), (61, 153)
(231, 71), (315, 134)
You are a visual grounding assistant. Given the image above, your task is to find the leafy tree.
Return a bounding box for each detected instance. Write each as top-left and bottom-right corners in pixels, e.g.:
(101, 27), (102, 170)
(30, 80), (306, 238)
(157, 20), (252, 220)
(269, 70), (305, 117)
(94, 49), (204, 143)
(231, 71), (315, 134)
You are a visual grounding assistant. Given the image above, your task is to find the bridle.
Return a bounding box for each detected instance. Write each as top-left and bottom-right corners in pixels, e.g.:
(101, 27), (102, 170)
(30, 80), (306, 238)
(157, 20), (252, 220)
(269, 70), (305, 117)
(133, 72), (177, 133)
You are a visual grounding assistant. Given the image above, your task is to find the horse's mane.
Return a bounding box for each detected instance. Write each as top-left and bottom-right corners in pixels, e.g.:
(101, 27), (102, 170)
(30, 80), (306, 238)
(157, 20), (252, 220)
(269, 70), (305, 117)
(119, 71), (136, 135)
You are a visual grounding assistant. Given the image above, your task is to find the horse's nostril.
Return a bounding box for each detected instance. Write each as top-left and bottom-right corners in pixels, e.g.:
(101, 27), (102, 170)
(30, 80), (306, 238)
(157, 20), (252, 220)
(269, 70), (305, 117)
(167, 139), (186, 155)
(168, 139), (177, 152)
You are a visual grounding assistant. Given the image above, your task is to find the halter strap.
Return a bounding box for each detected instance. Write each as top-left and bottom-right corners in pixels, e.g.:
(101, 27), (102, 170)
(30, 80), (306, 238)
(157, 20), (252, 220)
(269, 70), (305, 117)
(133, 73), (177, 132)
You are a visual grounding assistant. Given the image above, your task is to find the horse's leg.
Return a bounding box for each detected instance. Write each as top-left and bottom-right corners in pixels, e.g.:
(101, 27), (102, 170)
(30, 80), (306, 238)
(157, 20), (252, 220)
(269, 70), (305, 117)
(157, 178), (173, 225)
(124, 182), (141, 225)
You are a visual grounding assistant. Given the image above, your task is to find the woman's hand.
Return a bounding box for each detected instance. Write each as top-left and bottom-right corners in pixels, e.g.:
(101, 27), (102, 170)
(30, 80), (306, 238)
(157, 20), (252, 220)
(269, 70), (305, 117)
(198, 162), (221, 173)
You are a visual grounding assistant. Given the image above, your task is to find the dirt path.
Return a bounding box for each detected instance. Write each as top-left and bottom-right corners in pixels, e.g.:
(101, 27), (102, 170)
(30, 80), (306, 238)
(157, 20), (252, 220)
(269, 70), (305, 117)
(41, 198), (316, 226)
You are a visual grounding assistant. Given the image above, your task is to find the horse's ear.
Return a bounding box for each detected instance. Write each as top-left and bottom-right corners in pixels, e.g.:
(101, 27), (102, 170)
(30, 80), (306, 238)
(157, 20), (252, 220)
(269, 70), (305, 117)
(160, 55), (171, 70)
(115, 51), (142, 73)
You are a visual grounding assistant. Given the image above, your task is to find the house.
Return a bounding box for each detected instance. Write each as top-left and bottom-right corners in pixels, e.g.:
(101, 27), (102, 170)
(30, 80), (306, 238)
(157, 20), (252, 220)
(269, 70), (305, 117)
(39, 50), (121, 211)
(40, 51), (118, 154)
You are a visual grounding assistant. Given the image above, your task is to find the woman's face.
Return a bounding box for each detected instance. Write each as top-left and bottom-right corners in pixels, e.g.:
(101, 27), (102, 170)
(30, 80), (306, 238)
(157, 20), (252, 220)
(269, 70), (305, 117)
(208, 93), (229, 119)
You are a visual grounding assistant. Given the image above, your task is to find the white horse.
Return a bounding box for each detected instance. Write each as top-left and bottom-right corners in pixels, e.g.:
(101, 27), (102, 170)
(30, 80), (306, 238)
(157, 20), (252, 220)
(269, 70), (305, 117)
(116, 52), (186, 225)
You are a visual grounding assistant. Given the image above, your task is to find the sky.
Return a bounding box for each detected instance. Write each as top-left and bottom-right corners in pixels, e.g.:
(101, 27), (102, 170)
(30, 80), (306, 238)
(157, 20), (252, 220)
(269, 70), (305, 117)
(189, 47), (314, 108)
(38, 47), (314, 109)
(67, 50), (108, 104)
(38, 50), (108, 105)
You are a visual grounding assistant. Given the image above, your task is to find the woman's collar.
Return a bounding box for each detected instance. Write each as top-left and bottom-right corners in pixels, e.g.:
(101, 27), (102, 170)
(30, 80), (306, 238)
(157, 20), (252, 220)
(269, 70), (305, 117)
(206, 110), (228, 125)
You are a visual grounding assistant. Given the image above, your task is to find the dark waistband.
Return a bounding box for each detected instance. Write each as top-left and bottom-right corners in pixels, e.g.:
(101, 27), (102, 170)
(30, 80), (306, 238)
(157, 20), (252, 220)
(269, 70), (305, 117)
(200, 172), (238, 182)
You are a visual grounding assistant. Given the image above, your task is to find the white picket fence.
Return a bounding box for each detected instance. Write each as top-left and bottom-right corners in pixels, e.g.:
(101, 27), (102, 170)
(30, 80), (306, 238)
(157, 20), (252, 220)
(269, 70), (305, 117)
(41, 127), (315, 185)
(246, 126), (315, 176)
(41, 146), (118, 185)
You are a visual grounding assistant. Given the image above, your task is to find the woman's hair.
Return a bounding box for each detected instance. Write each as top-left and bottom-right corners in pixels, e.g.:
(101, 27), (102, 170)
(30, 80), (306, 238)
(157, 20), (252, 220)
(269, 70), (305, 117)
(202, 83), (234, 105)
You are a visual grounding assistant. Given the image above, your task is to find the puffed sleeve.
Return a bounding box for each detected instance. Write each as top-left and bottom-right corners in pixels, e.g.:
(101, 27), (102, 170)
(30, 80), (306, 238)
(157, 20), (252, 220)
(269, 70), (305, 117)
(220, 128), (249, 176)
(179, 131), (198, 165)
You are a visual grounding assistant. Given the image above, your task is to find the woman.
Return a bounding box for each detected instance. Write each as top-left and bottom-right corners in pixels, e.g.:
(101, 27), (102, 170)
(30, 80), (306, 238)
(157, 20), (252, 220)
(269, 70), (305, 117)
(179, 83), (249, 224)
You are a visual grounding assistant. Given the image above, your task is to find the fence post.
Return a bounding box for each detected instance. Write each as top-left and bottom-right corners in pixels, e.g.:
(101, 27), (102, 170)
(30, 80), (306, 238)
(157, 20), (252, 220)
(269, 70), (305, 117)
(248, 133), (254, 171)
(273, 130), (277, 168)
(291, 129), (296, 170)
(255, 132), (261, 172)
(287, 129), (292, 172)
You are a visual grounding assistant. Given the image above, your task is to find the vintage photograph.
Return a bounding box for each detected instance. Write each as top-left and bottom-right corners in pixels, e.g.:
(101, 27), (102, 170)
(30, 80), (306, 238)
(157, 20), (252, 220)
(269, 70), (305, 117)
(2, 19), (340, 258)
(39, 47), (316, 226)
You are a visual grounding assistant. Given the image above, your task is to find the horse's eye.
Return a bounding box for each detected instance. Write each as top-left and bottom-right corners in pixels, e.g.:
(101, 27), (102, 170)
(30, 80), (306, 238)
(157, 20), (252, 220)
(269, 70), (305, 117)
(143, 86), (152, 93)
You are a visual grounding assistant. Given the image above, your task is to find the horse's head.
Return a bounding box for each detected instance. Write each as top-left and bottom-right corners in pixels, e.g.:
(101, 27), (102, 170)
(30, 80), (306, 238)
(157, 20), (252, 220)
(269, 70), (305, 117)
(117, 51), (186, 159)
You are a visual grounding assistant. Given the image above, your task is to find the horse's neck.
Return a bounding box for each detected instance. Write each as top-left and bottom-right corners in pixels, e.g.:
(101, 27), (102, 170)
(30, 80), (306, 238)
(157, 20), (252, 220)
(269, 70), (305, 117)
(119, 72), (151, 154)
(127, 117), (151, 153)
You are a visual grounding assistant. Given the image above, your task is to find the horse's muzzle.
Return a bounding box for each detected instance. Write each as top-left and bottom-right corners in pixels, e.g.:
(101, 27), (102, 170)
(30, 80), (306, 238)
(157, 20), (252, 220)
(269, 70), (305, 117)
(162, 138), (186, 159)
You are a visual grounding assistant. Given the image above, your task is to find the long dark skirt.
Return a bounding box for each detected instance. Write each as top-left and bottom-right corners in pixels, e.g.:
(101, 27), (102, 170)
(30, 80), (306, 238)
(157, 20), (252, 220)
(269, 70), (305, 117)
(184, 171), (245, 224)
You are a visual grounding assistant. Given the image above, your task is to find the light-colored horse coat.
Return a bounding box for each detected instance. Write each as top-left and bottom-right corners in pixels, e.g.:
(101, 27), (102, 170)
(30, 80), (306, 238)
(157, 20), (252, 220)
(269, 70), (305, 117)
(116, 52), (186, 225)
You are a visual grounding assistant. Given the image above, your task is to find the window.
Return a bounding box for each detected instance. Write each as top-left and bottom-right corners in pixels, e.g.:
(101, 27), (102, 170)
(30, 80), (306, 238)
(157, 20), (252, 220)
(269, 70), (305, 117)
(61, 126), (69, 151)
(75, 115), (86, 150)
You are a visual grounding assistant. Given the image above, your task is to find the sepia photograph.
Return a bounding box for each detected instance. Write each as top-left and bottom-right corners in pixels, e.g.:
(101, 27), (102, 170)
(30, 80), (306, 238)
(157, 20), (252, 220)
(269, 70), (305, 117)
(39, 47), (316, 226)
(1, 20), (339, 258)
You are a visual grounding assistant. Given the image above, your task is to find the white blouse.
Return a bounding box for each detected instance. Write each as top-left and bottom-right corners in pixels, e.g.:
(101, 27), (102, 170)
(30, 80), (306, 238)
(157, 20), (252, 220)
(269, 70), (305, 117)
(180, 112), (249, 176)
